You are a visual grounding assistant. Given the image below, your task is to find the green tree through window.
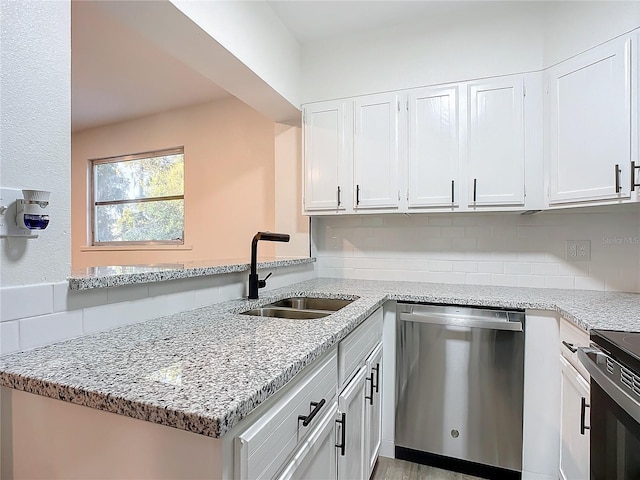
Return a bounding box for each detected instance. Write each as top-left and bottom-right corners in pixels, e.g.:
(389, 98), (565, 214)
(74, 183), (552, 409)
(92, 148), (184, 244)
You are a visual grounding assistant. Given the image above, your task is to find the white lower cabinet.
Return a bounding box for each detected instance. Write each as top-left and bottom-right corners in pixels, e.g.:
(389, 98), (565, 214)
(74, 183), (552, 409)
(337, 365), (369, 480)
(275, 401), (339, 480)
(364, 343), (383, 478)
(236, 307), (383, 480)
(559, 355), (590, 480)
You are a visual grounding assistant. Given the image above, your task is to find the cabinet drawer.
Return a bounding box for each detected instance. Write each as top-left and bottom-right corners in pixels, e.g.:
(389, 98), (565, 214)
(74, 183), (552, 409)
(560, 317), (590, 380)
(339, 308), (383, 388)
(235, 349), (338, 480)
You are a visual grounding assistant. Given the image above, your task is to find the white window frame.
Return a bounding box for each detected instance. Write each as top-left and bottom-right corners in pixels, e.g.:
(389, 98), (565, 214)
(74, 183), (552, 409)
(90, 147), (185, 246)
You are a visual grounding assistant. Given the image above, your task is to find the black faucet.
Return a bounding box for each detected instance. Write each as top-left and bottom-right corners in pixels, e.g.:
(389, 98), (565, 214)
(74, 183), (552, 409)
(249, 231), (290, 299)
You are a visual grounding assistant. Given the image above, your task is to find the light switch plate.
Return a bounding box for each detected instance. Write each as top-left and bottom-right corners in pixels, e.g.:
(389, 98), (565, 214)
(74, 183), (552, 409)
(566, 240), (590, 262)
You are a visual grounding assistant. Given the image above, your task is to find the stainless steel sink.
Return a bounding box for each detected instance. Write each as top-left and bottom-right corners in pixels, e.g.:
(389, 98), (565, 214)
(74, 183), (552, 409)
(240, 296), (357, 320)
(267, 297), (354, 312)
(240, 308), (330, 319)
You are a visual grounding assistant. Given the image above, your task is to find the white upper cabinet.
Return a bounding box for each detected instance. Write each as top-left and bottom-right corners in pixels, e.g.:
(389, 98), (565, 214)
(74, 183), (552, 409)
(353, 93), (401, 209)
(547, 35), (632, 204)
(303, 100), (347, 211)
(467, 77), (525, 206)
(407, 85), (460, 208)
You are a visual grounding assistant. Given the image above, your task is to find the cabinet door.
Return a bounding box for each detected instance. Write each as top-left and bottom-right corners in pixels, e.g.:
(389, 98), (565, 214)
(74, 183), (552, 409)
(303, 101), (347, 211)
(353, 93), (400, 209)
(547, 36), (632, 204)
(275, 401), (338, 480)
(468, 77), (525, 206)
(364, 343), (383, 478)
(408, 86), (459, 207)
(337, 365), (368, 480)
(559, 356), (590, 480)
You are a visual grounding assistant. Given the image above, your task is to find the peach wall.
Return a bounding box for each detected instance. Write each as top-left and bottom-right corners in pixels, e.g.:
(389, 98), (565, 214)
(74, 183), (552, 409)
(71, 97), (279, 268)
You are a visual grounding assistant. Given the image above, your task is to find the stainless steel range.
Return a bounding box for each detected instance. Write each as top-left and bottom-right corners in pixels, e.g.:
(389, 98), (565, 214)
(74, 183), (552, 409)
(579, 330), (640, 479)
(395, 303), (525, 479)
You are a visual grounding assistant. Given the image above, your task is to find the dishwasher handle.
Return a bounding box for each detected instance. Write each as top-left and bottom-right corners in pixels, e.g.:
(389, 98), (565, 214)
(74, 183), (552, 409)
(398, 311), (523, 332)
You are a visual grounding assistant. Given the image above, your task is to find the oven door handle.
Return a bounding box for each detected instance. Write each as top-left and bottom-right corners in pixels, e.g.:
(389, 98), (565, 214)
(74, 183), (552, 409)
(578, 347), (640, 425)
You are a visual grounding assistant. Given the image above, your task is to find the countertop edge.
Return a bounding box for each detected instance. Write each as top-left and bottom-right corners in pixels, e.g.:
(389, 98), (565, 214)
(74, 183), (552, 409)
(67, 257), (316, 291)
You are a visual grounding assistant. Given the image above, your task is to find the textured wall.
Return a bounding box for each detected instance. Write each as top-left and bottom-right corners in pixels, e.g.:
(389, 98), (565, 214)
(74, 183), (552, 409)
(0, 1), (71, 287)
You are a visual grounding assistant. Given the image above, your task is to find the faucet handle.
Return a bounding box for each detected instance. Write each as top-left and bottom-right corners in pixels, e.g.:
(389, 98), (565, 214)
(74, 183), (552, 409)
(258, 272), (272, 289)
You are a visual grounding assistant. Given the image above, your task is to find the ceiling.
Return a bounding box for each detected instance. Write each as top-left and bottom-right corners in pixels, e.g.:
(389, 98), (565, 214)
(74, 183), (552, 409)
(71, 1), (230, 133)
(72, 1), (509, 133)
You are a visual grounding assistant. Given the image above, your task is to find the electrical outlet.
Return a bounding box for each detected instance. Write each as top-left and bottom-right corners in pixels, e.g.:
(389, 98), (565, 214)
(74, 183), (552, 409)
(566, 240), (591, 262)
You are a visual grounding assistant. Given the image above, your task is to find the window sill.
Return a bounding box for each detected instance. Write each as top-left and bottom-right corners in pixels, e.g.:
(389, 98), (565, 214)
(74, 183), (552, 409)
(80, 245), (193, 252)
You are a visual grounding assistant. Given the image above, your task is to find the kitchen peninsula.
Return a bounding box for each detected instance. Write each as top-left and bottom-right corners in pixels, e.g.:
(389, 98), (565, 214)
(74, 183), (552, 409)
(1, 277), (639, 478)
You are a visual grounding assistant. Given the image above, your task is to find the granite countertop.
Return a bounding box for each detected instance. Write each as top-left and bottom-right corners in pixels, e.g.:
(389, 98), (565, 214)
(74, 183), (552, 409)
(68, 257), (315, 290)
(1, 278), (639, 439)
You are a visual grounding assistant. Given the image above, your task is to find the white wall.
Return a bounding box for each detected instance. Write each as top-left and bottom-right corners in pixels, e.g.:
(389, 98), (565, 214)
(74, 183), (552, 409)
(0, 0), (71, 287)
(312, 206), (640, 293)
(301, 2), (546, 103)
(171, 0), (301, 109)
(300, 1), (640, 104)
(543, 1), (640, 67)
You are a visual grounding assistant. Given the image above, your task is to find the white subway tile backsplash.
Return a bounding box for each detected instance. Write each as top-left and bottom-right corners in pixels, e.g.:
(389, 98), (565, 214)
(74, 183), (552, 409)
(427, 260), (453, 272)
(441, 227), (465, 238)
(531, 263), (559, 276)
(575, 276), (605, 291)
(545, 276), (575, 289)
(517, 276), (546, 288)
(477, 262), (504, 274)
(504, 263), (532, 275)
(491, 274), (519, 287)
(427, 216), (453, 226)
(19, 311), (83, 351)
(56, 284), (109, 312)
(452, 261), (478, 273)
(465, 273), (492, 285)
(107, 284), (150, 304)
(313, 208), (640, 293)
(1, 321), (20, 355)
(1, 283), (53, 322)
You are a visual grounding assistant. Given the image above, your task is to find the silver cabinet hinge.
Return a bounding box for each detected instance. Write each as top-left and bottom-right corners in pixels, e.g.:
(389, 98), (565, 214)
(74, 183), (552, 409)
(406, 100), (409, 111)
(398, 190), (401, 201)
(397, 101), (400, 112)
(523, 85), (526, 97)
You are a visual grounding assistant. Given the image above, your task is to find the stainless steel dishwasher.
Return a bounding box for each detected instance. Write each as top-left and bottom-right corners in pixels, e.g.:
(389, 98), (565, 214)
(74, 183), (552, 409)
(395, 303), (525, 478)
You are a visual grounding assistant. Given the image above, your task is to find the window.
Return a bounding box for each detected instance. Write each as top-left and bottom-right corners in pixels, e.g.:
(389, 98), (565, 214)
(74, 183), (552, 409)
(91, 147), (184, 245)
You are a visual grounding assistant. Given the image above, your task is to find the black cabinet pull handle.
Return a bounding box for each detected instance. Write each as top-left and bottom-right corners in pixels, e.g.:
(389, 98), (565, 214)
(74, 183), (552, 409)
(451, 180), (455, 203)
(365, 373), (375, 405)
(373, 363), (380, 393)
(562, 341), (578, 354)
(580, 397), (590, 435)
(473, 178), (477, 202)
(632, 161), (640, 192)
(298, 398), (325, 427)
(615, 164), (621, 193)
(337, 186), (341, 207)
(356, 184), (360, 205)
(335, 412), (346, 456)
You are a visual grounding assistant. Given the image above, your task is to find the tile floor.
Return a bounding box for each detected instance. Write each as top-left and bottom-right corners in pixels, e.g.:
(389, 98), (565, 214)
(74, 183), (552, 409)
(372, 457), (484, 480)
